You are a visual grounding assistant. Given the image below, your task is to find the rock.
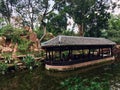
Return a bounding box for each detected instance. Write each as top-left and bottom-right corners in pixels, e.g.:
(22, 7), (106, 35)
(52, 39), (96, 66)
(0, 45), (3, 51)
(29, 32), (38, 42)
(0, 36), (6, 46)
(2, 47), (13, 53)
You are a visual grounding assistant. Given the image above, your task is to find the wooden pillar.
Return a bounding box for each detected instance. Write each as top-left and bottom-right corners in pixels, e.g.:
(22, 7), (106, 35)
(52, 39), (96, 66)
(49, 51), (51, 60)
(92, 49), (94, 55)
(88, 48), (91, 59)
(82, 49), (84, 61)
(51, 50), (53, 60)
(102, 48), (104, 58)
(59, 48), (61, 60)
(69, 49), (72, 60)
(46, 50), (48, 60)
(99, 48), (100, 57)
(82, 49), (84, 55)
(111, 47), (113, 56)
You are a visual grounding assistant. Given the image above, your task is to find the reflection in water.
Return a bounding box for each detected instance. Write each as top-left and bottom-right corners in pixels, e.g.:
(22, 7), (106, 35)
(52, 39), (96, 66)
(0, 62), (120, 90)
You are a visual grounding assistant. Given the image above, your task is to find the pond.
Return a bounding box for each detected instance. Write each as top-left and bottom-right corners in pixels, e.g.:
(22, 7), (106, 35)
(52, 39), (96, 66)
(0, 62), (120, 90)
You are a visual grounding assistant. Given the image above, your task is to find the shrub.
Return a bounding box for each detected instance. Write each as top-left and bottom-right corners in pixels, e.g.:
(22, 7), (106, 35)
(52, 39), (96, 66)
(22, 55), (35, 70)
(0, 62), (8, 74)
(0, 24), (28, 43)
(18, 38), (31, 53)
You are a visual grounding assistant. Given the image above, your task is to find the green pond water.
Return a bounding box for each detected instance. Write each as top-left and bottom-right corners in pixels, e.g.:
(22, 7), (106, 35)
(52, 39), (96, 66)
(0, 62), (120, 90)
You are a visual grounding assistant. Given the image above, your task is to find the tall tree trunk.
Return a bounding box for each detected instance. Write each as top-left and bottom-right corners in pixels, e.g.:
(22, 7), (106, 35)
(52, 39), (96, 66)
(40, 26), (47, 42)
(78, 23), (84, 36)
(38, 26), (47, 50)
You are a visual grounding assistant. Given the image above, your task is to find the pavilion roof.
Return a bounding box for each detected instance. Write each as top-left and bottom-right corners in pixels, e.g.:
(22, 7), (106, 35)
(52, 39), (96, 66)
(41, 35), (116, 47)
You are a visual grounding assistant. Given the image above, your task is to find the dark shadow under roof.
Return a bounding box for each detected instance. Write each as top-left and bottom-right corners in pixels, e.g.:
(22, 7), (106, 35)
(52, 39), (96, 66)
(41, 35), (116, 47)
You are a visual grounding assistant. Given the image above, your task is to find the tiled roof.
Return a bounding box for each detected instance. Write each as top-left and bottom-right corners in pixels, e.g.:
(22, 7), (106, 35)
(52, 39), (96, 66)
(41, 35), (116, 47)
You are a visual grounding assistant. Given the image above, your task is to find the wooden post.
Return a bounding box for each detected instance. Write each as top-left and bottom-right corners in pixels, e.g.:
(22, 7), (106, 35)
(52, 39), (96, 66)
(111, 47), (113, 56)
(52, 50), (53, 60)
(102, 48), (103, 58)
(49, 51), (51, 60)
(69, 49), (72, 60)
(99, 48), (100, 57)
(46, 50), (48, 60)
(59, 48), (61, 61)
(71, 49), (73, 59)
(82, 49), (84, 61)
(92, 49), (94, 55)
(88, 48), (91, 59)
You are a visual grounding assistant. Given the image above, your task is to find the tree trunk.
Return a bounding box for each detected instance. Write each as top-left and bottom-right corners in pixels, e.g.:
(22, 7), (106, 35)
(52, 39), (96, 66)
(40, 26), (46, 42)
(38, 26), (47, 50)
(78, 23), (84, 36)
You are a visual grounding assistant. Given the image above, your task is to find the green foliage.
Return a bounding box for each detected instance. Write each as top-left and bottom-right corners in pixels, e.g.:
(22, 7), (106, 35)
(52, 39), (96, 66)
(85, 1), (110, 37)
(47, 13), (67, 36)
(35, 26), (44, 39)
(0, 24), (13, 37)
(66, 0), (96, 24)
(108, 37), (120, 44)
(109, 15), (120, 31)
(64, 0), (110, 37)
(0, 0), (17, 23)
(0, 62), (8, 74)
(4, 55), (11, 64)
(62, 30), (76, 36)
(102, 16), (120, 44)
(60, 77), (110, 90)
(0, 25), (27, 43)
(1, 53), (12, 64)
(22, 55), (35, 70)
(18, 38), (31, 53)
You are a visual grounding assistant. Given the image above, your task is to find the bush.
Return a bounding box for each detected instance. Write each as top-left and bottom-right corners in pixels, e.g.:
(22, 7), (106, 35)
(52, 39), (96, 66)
(0, 62), (8, 74)
(22, 55), (35, 70)
(0, 24), (28, 43)
(18, 38), (31, 52)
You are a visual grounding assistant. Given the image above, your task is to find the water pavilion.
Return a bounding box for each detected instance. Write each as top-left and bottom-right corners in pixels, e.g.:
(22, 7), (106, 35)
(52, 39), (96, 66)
(41, 35), (116, 71)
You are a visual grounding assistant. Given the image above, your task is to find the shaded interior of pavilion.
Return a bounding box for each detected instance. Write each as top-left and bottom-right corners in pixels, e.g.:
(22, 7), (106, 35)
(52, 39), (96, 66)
(45, 45), (113, 66)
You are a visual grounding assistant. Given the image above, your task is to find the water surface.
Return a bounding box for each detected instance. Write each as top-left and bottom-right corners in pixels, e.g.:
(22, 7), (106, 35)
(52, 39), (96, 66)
(0, 62), (120, 90)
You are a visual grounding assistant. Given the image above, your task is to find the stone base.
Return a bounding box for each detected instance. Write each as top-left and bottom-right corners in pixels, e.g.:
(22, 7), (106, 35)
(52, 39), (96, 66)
(45, 57), (115, 71)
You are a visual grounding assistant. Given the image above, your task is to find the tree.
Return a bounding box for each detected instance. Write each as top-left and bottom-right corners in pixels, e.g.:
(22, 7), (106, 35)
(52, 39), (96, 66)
(65, 0), (96, 36)
(15, 0), (65, 41)
(85, 0), (111, 37)
(102, 16), (120, 44)
(62, 0), (112, 37)
(46, 12), (67, 36)
(0, 0), (17, 24)
(109, 15), (120, 30)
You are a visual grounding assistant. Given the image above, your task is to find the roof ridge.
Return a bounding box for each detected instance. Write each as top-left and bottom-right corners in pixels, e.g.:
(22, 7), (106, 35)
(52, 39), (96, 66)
(60, 35), (105, 40)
